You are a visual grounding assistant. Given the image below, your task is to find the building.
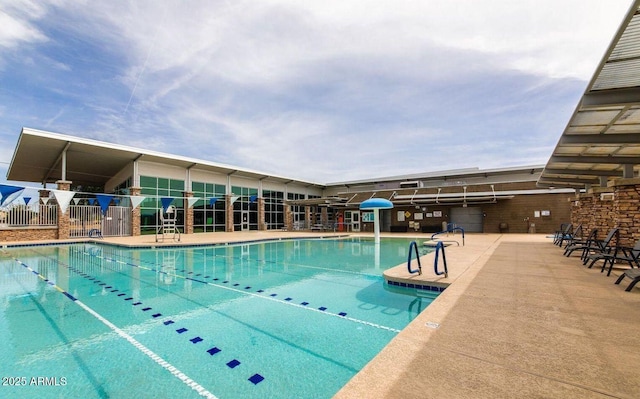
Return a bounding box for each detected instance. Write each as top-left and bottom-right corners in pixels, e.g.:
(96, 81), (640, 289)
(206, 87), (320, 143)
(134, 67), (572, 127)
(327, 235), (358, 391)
(2, 128), (573, 241)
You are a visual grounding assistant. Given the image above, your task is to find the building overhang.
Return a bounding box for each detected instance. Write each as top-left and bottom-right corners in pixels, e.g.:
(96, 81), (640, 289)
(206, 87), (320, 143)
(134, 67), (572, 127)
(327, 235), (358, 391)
(539, 1), (640, 189)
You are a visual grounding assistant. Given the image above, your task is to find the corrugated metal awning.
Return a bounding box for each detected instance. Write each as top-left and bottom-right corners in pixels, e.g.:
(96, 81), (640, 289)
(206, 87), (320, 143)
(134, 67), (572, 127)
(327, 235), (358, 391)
(539, 1), (640, 188)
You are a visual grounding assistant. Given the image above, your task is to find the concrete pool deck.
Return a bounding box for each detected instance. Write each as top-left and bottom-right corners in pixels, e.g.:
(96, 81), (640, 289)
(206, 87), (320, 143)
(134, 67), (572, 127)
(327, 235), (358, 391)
(4, 231), (639, 398)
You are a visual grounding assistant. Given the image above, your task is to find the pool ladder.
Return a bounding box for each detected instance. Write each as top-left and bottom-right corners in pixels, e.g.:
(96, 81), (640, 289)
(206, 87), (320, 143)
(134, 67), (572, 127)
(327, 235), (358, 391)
(407, 241), (448, 278)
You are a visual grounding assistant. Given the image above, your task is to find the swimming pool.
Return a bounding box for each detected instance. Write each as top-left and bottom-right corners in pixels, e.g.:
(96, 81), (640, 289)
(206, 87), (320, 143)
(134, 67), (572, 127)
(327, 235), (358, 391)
(0, 237), (438, 398)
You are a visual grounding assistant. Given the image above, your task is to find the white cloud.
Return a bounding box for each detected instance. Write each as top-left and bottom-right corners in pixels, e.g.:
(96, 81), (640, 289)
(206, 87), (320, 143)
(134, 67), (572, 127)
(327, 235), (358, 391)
(0, 0), (634, 184)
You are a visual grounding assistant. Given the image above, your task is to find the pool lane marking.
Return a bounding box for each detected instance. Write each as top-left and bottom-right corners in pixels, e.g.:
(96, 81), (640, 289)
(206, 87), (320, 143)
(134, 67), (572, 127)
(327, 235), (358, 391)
(88, 250), (400, 333)
(5, 254), (219, 399)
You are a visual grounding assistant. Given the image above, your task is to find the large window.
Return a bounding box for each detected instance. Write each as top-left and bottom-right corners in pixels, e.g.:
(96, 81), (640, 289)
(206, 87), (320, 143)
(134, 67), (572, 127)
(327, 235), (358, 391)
(232, 186), (258, 231)
(139, 176), (185, 234)
(288, 192), (306, 229)
(263, 190), (284, 230)
(192, 182), (226, 232)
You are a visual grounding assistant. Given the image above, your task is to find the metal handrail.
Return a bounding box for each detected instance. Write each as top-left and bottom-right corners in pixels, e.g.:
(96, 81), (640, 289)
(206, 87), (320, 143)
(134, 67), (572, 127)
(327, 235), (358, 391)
(407, 241), (422, 275)
(434, 241), (449, 278)
(431, 225), (465, 246)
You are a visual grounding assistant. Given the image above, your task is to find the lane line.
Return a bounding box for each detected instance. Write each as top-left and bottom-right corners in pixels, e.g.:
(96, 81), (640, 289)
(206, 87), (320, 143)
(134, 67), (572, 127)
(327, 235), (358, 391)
(85, 249), (401, 333)
(4, 252), (219, 399)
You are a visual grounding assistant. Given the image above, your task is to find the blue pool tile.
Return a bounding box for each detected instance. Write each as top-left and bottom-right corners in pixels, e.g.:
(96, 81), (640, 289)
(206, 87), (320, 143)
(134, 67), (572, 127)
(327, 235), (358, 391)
(207, 347), (221, 356)
(163, 320), (174, 325)
(176, 328), (188, 334)
(248, 374), (264, 385)
(226, 359), (241, 368)
(190, 337), (203, 344)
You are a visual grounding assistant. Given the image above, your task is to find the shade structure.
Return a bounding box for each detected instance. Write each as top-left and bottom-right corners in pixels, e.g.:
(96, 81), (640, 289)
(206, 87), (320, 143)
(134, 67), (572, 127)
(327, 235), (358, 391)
(359, 198), (394, 243)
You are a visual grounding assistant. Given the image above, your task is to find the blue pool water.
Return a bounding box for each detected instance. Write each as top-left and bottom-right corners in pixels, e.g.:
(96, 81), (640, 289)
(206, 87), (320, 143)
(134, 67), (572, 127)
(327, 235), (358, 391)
(0, 237), (438, 399)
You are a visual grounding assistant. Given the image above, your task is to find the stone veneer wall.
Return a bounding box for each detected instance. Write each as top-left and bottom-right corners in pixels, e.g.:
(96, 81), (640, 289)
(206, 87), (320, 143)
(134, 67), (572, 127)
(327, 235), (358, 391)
(0, 228), (58, 242)
(571, 179), (640, 247)
(613, 179), (640, 247)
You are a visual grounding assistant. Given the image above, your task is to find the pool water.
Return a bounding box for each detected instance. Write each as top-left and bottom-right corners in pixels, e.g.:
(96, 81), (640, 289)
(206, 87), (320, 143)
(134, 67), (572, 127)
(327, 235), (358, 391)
(0, 237), (437, 399)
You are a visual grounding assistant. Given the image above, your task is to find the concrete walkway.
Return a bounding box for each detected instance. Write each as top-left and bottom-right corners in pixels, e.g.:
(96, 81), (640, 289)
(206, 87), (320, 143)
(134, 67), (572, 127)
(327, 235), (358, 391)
(335, 234), (640, 399)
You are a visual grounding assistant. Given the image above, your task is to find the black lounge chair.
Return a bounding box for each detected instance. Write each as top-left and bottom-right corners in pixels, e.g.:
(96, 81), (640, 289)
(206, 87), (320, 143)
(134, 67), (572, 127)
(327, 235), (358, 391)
(614, 269), (640, 292)
(594, 238), (640, 276)
(583, 228), (620, 268)
(553, 223), (572, 246)
(559, 224), (583, 249)
(564, 228), (598, 258)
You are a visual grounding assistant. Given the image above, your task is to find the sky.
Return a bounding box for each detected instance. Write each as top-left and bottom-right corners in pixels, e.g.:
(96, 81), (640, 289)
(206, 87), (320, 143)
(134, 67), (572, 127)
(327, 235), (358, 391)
(0, 0), (635, 186)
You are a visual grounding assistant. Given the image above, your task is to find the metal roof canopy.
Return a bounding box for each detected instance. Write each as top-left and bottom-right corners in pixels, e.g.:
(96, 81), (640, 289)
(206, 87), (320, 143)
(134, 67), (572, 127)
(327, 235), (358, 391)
(6, 128), (324, 189)
(539, 1), (640, 189)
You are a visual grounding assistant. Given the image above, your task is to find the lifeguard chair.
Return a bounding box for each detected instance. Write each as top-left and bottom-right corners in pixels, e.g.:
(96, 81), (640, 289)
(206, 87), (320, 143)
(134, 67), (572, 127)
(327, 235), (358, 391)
(156, 205), (181, 242)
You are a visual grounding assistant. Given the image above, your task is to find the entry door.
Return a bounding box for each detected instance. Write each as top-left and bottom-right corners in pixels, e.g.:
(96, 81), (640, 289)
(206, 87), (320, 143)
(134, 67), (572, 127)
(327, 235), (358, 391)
(351, 211), (360, 232)
(242, 210), (250, 231)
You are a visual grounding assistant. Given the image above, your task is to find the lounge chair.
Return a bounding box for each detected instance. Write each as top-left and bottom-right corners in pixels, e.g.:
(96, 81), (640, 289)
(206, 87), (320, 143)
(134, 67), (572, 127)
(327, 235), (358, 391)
(559, 224), (583, 249)
(564, 228), (598, 258)
(614, 269), (640, 292)
(593, 238), (640, 276)
(582, 228), (619, 266)
(553, 223), (572, 246)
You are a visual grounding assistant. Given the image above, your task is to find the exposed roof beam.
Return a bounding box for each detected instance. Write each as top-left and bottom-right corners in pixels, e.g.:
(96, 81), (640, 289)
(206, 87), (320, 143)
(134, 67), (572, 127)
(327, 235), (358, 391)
(537, 176), (599, 184)
(560, 133), (640, 145)
(549, 155), (640, 164)
(542, 168), (624, 177)
(581, 86), (640, 107)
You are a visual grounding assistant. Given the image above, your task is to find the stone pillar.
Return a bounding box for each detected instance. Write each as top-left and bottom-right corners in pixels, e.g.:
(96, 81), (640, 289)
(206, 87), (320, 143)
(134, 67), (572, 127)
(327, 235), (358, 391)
(226, 194), (235, 232)
(129, 187), (142, 236)
(56, 180), (72, 239)
(184, 191), (194, 234)
(305, 206), (312, 230)
(613, 178), (640, 247)
(321, 207), (328, 226)
(285, 204), (293, 231)
(258, 197), (266, 230)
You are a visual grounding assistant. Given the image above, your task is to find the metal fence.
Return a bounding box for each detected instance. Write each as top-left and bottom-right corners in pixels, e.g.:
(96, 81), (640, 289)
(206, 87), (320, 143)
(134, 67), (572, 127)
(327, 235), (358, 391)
(0, 203), (130, 237)
(69, 205), (131, 238)
(0, 204), (57, 227)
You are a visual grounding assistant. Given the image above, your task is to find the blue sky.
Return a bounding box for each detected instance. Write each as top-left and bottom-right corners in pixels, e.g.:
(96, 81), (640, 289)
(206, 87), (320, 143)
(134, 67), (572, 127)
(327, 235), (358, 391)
(0, 0), (634, 185)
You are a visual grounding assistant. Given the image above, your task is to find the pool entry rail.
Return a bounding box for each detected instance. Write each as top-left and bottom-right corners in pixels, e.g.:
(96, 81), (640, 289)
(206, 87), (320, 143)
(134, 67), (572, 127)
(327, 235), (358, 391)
(407, 241), (422, 275)
(431, 224), (465, 246)
(407, 240), (449, 278)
